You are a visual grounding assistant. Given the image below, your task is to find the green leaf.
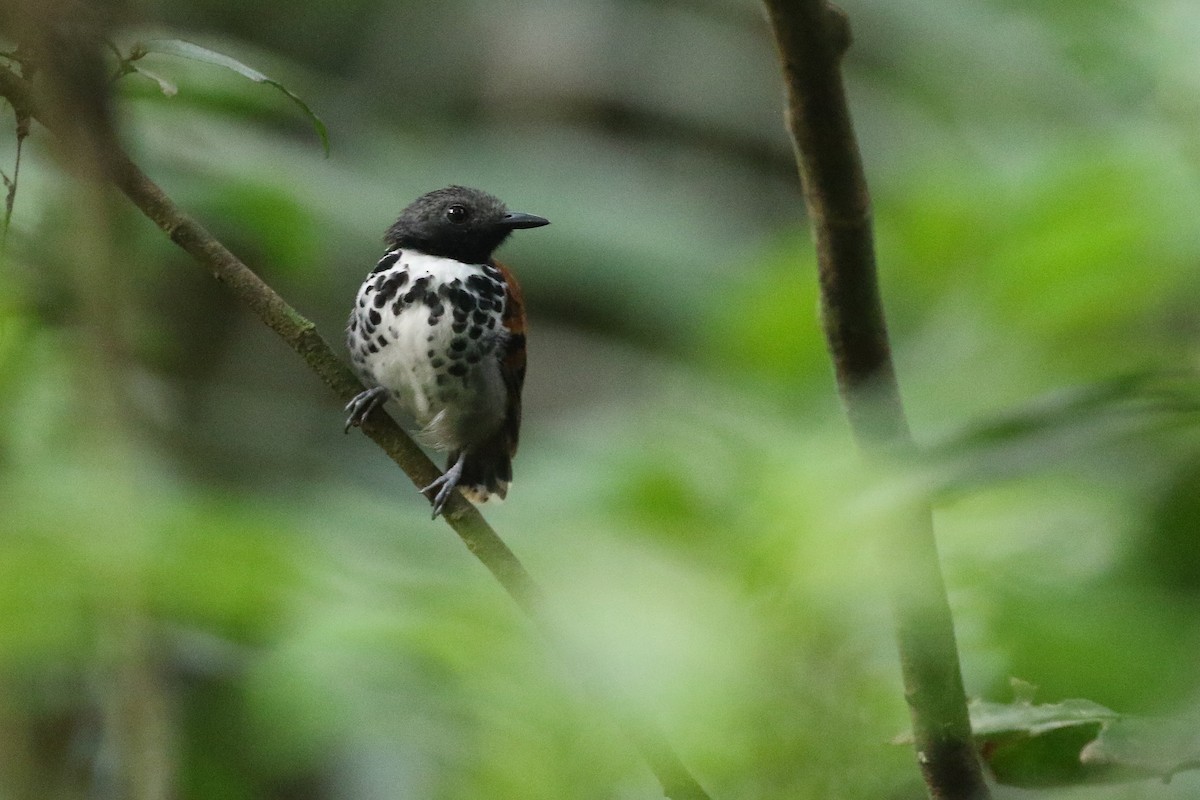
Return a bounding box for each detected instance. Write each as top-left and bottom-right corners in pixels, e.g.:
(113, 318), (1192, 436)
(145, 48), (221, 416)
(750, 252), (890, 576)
(959, 684), (1200, 786)
(967, 694), (1119, 787)
(969, 696), (1119, 738)
(139, 39), (329, 155)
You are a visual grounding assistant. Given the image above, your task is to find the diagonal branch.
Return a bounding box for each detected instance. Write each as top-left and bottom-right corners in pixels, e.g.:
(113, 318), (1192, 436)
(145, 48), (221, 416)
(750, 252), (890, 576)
(0, 64), (711, 800)
(760, 2), (990, 799)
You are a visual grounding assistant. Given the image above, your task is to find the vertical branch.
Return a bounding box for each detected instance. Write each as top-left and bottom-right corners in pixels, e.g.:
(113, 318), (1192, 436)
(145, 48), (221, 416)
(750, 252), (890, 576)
(761, 2), (989, 799)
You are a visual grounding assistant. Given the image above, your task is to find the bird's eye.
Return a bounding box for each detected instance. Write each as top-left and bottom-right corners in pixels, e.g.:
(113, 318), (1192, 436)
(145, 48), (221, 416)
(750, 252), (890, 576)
(446, 204), (469, 224)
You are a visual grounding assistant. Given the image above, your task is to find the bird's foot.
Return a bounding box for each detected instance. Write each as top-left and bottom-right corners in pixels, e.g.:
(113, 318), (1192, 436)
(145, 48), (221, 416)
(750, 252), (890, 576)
(344, 386), (389, 433)
(421, 451), (467, 518)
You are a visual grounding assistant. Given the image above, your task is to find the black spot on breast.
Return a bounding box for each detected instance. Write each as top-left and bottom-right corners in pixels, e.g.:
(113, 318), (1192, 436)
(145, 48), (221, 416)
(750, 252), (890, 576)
(376, 271), (409, 308)
(376, 335), (388, 347)
(424, 295), (445, 324)
(371, 251), (402, 275)
(451, 321), (468, 334)
(465, 352), (481, 364)
(486, 317), (496, 329)
(375, 271), (407, 293)
(450, 288), (476, 313)
(368, 309), (381, 326)
(472, 310), (488, 325)
(466, 274), (495, 296)
(401, 284), (428, 306)
(349, 317), (358, 332)
(430, 357), (445, 368)
(468, 326), (483, 340)
(367, 343), (379, 354)
(448, 363), (468, 377)
(388, 274), (427, 308)
(450, 338), (468, 353)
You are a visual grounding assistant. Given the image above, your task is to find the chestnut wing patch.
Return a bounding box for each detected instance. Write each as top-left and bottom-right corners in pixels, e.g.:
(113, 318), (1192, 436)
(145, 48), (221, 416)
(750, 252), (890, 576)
(495, 260), (527, 457)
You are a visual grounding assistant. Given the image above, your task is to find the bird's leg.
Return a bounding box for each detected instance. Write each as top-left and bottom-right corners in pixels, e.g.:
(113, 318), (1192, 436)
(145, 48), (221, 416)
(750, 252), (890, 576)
(422, 450), (467, 518)
(344, 386), (389, 433)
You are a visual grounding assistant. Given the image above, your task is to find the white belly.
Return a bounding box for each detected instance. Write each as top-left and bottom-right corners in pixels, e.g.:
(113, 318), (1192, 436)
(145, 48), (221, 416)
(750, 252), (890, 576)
(348, 251), (510, 450)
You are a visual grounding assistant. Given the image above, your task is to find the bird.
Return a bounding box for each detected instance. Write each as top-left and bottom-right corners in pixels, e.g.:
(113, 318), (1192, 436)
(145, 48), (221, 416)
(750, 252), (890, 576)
(343, 186), (549, 517)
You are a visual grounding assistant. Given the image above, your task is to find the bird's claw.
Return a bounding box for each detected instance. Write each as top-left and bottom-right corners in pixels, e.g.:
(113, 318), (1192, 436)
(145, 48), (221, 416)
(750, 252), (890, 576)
(344, 386), (389, 433)
(421, 452), (467, 518)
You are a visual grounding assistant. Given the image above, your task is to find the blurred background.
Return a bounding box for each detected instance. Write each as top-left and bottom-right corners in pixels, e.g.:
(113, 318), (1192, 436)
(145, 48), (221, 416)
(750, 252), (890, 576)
(2, 0), (1200, 797)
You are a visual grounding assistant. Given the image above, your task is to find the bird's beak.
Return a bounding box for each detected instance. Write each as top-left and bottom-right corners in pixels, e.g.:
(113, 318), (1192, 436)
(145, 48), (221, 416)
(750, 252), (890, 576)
(502, 211), (550, 229)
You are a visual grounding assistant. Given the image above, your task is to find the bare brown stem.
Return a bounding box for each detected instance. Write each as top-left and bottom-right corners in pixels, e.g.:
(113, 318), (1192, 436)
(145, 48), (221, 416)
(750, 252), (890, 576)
(760, 2), (989, 798)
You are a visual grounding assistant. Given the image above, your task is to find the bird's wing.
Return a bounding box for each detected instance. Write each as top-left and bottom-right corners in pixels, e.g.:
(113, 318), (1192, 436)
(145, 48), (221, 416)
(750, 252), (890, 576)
(494, 260), (527, 458)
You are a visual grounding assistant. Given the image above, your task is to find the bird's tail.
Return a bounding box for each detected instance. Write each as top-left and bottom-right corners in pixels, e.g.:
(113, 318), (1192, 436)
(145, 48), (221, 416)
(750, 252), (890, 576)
(450, 436), (512, 503)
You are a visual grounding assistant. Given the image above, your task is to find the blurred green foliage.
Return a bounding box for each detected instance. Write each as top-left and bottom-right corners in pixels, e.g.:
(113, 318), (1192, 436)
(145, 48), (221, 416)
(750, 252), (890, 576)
(2, 0), (1200, 798)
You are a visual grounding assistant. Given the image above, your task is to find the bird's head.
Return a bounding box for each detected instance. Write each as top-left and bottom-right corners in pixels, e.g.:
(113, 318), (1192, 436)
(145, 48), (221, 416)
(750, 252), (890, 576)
(385, 186), (549, 264)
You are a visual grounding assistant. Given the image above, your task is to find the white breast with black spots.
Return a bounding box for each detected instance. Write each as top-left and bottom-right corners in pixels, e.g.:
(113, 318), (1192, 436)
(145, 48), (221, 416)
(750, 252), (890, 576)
(347, 250), (510, 450)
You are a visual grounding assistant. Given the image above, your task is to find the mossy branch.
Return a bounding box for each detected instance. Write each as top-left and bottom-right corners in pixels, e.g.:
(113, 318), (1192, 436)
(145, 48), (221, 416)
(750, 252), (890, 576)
(760, 2), (990, 799)
(0, 63), (711, 800)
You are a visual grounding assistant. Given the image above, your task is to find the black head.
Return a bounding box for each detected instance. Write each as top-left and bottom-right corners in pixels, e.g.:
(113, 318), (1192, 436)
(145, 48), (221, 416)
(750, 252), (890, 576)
(384, 186), (549, 264)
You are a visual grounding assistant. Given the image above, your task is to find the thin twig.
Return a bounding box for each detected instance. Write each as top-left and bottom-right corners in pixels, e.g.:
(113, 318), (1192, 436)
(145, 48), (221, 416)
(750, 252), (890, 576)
(760, 2), (989, 799)
(1, 90), (29, 249)
(0, 63), (712, 800)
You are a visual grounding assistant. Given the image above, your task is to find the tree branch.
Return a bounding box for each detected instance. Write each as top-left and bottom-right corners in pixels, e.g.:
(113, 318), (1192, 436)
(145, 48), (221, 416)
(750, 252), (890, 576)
(760, 3), (989, 799)
(0, 63), (711, 800)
